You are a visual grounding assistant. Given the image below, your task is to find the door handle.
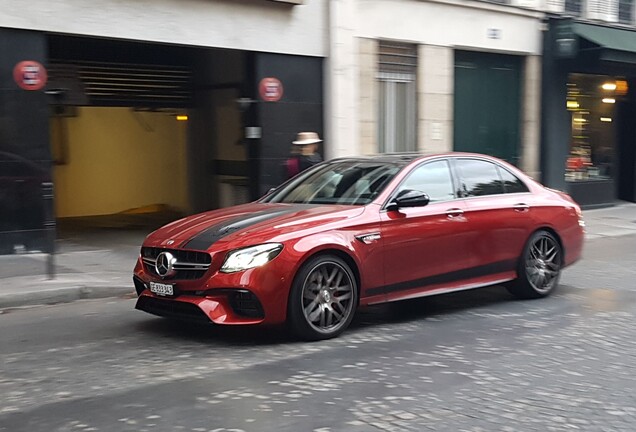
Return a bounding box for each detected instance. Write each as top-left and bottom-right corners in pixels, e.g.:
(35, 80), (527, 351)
(513, 203), (530, 212)
(446, 208), (464, 218)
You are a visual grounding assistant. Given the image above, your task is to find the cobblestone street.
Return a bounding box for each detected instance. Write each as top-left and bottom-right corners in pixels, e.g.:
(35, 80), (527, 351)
(1, 234), (635, 432)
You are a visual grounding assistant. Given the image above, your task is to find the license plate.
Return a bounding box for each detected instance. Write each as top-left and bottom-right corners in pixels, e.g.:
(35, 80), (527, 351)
(149, 281), (174, 296)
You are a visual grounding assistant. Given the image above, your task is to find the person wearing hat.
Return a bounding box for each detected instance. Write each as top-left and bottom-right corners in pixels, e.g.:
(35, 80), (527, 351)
(285, 131), (323, 179)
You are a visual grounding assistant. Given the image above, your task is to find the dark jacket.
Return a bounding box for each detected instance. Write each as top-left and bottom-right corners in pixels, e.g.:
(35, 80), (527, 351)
(285, 153), (323, 179)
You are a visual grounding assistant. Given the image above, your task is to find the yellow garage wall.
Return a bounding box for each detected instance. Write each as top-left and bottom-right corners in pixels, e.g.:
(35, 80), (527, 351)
(52, 107), (189, 218)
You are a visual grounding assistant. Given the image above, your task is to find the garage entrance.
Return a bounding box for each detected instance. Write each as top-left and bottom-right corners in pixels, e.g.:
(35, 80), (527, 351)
(46, 35), (249, 231)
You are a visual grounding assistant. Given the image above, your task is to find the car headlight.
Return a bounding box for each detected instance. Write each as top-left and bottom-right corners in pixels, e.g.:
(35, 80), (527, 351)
(220, 243), (283, 273)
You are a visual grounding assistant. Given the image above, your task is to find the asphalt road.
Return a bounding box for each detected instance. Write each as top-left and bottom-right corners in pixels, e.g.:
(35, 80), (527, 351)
(1, 235), (636, 432)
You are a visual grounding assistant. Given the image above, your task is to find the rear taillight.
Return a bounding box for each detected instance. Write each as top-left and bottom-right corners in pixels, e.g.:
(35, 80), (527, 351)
(575, 206), (585, 229)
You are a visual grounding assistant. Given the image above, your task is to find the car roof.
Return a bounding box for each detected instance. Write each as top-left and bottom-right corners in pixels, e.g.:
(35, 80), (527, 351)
(328, 152), (501, 165)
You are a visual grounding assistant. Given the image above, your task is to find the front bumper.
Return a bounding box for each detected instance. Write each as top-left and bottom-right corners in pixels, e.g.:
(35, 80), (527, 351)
(133, 255), (293, 326)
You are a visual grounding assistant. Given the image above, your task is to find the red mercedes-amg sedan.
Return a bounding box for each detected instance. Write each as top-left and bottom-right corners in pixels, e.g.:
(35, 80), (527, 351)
(133, 153), (584, 340)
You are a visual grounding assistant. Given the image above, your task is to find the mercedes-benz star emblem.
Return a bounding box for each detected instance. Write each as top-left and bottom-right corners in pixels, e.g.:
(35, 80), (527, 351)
(155, 251), (177, 278)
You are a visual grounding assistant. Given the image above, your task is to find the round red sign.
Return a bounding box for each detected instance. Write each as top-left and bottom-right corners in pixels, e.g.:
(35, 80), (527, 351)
(259, 77), (284, 102)
(13, 61), (48, 91)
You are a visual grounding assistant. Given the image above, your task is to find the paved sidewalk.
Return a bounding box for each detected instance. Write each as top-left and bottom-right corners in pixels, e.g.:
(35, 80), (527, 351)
(1, 203), (635, 310)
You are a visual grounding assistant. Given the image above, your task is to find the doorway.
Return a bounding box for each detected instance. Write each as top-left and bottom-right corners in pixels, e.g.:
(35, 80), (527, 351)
(454, 51), (522, 164)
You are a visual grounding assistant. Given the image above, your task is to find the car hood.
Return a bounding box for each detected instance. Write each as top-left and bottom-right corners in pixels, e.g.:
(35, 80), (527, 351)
(144, 202), (365, 251)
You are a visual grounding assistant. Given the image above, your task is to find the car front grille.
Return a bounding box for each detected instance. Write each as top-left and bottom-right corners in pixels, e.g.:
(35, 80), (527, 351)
(141, 247), (212, 280)
(135, 296), (211, 324)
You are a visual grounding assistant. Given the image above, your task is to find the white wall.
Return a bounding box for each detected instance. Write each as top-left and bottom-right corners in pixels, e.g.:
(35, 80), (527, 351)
(357, 0), (543, 55)
(0, 0), (327, 57)
(327, 0), (544, 158)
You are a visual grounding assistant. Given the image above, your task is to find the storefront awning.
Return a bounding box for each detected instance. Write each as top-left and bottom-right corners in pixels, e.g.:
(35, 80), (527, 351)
(575, 22), (636, 64)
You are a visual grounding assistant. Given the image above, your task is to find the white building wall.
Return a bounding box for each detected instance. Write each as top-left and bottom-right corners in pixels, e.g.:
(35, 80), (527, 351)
(0, 0), (327, 57)
(356, 0), (543, 54)
(328, 0), (543, 174)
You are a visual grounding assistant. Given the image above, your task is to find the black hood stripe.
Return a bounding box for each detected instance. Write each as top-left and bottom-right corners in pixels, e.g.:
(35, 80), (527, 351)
(181, 206), (313, 250)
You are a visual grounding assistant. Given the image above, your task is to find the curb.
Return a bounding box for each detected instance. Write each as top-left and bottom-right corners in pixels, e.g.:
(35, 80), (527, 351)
(0, 285), (134, 310)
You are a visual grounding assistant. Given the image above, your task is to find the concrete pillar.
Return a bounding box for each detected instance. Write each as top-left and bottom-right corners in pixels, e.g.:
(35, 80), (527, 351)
(521, 55), (541, 178)
(326, 0), (359, 159)
(358, 38), (378, 155)
(418, 45), (454, 154)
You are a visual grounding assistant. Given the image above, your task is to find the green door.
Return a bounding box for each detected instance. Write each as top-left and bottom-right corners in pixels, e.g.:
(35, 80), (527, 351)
(454, 51), (521, 164)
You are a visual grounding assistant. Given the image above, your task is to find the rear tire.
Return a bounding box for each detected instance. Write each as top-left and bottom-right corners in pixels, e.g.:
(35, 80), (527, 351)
(288, 254), (358, 341)
(507, 230), (562, 299)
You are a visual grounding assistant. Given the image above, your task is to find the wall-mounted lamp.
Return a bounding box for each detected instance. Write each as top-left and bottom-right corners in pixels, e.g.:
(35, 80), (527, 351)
(176, 115), (188, 121)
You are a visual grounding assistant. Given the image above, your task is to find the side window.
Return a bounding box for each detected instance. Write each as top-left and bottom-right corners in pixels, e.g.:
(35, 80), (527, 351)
(497, 166), (529, 193)
(398, 160), (455, 202)
(456, 159), (504, 197)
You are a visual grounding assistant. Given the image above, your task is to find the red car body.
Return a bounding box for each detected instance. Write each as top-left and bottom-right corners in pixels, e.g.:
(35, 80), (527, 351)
(134, 153), (584, 339)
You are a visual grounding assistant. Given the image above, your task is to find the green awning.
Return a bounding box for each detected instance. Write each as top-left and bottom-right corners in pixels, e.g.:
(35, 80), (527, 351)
(575, 22), (636, 64)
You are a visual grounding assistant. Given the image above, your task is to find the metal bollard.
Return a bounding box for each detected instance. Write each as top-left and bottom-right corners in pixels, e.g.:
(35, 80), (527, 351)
(42, 181), (56, 279)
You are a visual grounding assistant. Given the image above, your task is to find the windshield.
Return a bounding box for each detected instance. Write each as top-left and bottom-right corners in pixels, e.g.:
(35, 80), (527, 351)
(263, 160), (402, 205)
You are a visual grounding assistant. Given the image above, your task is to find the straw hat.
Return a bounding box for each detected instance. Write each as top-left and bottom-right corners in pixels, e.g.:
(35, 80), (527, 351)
(292, 131), (322, 145)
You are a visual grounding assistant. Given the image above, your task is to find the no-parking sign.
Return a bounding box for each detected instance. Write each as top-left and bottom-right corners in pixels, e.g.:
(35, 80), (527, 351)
(259, 77), (284, 102)
(13, 61), (48, 91)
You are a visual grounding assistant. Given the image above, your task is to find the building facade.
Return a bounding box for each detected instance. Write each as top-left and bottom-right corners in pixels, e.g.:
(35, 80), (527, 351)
(0, 0), (327, 254)
(4, 0), (636, 256)
(327, 0), (544, 181)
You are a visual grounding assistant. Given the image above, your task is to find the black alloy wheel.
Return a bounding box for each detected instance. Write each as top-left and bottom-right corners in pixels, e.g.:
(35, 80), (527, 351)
(507, 230), (562, 299)
(288, 254), (358, 341)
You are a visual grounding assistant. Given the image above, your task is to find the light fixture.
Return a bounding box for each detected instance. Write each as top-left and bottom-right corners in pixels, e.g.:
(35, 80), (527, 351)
(600, 117), (613, 122)
(616, 80), (629, 95)
(573, 118), (587, 123)
(602, 98), (616, 104)
(567, 100), (579, 109)
(602, 82), (617, 91)
(176, 115), (188, 121)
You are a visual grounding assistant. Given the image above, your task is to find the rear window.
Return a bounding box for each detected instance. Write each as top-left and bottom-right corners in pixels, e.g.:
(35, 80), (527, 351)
(497, 166), (529, 193)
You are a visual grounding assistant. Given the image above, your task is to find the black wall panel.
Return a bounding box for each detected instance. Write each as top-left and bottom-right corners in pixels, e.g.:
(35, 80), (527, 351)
(253, 53), (323, 197)
(0, 29), (52, 254)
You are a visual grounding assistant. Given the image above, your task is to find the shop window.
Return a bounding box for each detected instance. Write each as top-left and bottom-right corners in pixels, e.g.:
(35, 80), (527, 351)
(378, 41), (417, 153)
(566, 74), (625, 183)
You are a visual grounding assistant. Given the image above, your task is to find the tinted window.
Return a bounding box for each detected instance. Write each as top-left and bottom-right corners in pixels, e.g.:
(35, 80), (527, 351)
(456, 159), (504, 197)
(398, 160), (455, 202)
(498, 167), (529, 193)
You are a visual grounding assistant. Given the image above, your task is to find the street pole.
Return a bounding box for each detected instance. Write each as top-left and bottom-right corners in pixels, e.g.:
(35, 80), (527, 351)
(42, 181), (56, 279)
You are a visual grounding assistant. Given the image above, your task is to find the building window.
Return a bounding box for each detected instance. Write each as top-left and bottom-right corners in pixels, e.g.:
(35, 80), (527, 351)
(619, 0), (634, 23)
(565, 0), (583, 15)
(378, 41), (417, 153)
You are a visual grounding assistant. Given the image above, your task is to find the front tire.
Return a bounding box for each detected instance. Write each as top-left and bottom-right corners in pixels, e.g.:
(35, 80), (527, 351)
(288, 254), (358, 341)
(507, 230), (562, 299)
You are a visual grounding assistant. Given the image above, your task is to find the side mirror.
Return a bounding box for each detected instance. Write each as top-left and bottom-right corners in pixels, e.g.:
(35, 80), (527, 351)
(387, 190), (430, 211)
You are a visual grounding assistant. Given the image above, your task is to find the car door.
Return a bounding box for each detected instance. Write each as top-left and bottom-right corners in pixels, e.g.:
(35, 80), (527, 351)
(453, 157), (533, 276)
(379, 159), (471, 300)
